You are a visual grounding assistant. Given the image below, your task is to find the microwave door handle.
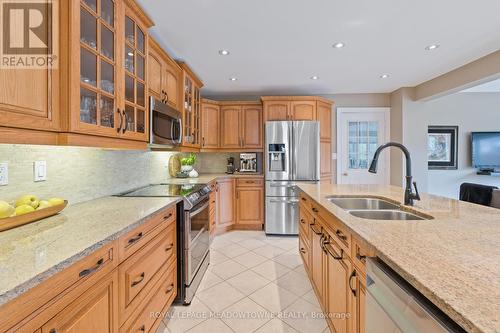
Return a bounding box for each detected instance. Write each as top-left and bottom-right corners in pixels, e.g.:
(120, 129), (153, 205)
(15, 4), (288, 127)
(177, 118), (183, 144)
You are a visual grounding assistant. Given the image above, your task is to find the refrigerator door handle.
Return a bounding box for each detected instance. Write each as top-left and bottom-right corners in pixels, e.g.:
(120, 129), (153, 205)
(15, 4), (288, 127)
(269, 199), (300, 204)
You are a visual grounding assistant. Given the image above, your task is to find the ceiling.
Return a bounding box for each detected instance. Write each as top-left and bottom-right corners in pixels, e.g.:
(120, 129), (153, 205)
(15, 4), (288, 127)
(137, 0), (500, 97)
(462, 79), (500, 92)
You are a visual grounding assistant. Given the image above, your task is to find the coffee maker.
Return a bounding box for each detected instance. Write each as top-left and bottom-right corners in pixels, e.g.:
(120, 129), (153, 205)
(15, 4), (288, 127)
(226, 157), (235, 174)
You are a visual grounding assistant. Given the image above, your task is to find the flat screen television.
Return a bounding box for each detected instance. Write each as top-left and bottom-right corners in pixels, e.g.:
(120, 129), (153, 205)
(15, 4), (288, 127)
(471, 132), (500, 169)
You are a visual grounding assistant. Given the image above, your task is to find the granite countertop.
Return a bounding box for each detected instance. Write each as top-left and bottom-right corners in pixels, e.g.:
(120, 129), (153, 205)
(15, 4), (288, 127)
(166, 173), (264, 184)
(0, 196), (180, 307)
(297, 183), (500, 333)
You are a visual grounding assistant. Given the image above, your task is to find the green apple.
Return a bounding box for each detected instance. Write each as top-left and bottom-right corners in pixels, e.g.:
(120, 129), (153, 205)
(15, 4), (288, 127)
(15, 204), (35, 216)
(0, 201), (15, 219)
(15, 195), (40, 209)
(37, 200), (51, 210)
(48, 198), (65, 206)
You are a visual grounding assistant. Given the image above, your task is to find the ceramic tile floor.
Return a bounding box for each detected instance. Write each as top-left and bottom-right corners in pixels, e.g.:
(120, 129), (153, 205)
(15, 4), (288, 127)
(157, 230), (330, 333)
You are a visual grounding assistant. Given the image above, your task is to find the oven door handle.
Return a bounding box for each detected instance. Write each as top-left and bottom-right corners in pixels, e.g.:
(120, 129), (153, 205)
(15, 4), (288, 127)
(190, 200), (209, 217)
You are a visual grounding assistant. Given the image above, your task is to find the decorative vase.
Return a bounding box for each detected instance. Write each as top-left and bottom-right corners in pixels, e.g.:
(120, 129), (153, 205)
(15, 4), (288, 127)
(189, 169), (199, 178)
(181, 165), (193, 173)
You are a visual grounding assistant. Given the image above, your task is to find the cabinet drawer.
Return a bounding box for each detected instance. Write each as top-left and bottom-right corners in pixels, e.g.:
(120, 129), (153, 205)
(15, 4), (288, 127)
(327, 216), (351, 255)
(351, 236), (375, 274)
(299, 234), (310, 272)
(299, 206), (311, 239)
(236, 178), (263, 187)
(119, 223), (176, 324)
(120, 265), (176, 333)
(118, 205), (176, 262)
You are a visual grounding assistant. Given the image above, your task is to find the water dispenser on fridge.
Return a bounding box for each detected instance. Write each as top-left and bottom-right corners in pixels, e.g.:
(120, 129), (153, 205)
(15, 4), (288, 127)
(268, 144), (286, 172)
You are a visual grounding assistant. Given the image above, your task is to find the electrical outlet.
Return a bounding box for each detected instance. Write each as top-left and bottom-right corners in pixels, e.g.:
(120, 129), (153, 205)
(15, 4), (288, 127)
(0, 162), (8, 186)
(33, 161), (47, 182)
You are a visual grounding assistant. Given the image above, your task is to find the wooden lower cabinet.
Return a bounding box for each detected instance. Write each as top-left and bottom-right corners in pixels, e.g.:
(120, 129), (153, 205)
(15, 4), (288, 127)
(216, 178), (235, 232)
(235, 180), (264, 229)
(0, 205), (177, 333)
(299, 195), (366, 333)
(41, 270), (119, 333)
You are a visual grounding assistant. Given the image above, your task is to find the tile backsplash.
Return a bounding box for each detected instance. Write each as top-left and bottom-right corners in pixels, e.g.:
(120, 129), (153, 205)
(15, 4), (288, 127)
(0, 145), (174, 204)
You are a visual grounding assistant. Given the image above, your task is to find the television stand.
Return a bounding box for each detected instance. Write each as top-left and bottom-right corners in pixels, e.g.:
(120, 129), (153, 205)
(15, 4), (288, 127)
(477, 168), (500, 176)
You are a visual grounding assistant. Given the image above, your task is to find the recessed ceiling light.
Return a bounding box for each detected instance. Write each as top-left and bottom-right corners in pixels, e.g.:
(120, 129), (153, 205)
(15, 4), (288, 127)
(380, 74), (389, 79)
(219, 49), (230, 56)
(310, 76), (319, 80)
(229, 77), (237, 81)
(333, 42), (345, 49)
(425, 44), (440, 51)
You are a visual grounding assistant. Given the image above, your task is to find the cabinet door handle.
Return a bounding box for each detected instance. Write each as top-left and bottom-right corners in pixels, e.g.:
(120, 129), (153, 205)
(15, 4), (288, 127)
(138, 324), (146, 332)
(325, 243), (343, 260)
(79, 258), (104, 277)
(299, 247), (306, 254)
(202, 137), (205, 147)
(312, 207), (319, 213)
(165, 243), (174, 252)
(116, 108), (123, 133)
(50, 329), (57, 333)
(310, 224), (322, 235)
(131, 272), (145, 287)
(127, 232), (143, 245)
(301, 197), (307, 201)
(164, 212), (173, 220)
(336, 229), (347, 241)
(166, 283), (174, 294)
(349, 270), (357, 296)
(122, 110), (128, 134)
(300, 218), (306, 225)
(356, 253), (367, 261)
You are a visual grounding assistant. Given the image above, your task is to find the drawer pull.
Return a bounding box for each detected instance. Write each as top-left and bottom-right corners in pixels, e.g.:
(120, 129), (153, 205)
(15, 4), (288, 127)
(245, 180), (255, 183)
(300, 218), (305, 224)
(336, 230), (347, 241)
(138, 324), (146, 332)
(50, 329), (56, 333)
(166, 283), (174, 294)
(299, 247), (306, 254)
(131, 272), (145, 287)
(310, 224), (322, 235)
(165, 243), (174, 252)
(301, 197), (307, 201)
(312, 207), (319, 213)
(164, 212), (173, 220)
(79, 258), (104, 277)
(127, 232), (143, 245)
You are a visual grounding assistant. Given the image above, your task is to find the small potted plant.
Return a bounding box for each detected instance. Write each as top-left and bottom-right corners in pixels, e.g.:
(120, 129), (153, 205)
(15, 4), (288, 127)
(180, 153), (198, 177)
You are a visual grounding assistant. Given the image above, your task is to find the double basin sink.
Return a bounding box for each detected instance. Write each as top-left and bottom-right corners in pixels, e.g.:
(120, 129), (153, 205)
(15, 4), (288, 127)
(327, 197), (431, 221)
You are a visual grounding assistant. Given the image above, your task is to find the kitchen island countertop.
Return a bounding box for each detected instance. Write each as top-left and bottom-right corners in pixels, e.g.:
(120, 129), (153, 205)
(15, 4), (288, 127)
(297, 182), (500, 333)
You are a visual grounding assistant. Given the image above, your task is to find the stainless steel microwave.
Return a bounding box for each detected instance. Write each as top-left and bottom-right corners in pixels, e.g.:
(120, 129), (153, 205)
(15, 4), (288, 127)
(149, 97), (182, 148)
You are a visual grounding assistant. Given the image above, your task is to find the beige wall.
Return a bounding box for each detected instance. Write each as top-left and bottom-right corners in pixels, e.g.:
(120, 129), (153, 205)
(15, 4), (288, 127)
(0, 145), (174, 205)
(415, 50), (500, 100)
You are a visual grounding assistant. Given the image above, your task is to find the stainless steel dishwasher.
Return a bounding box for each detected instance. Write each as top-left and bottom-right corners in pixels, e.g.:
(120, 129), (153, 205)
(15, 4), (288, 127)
(366, 258), (466, 333)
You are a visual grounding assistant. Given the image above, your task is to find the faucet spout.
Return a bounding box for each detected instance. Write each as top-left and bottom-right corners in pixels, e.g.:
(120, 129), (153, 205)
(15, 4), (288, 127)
(368, 142), (420, 206)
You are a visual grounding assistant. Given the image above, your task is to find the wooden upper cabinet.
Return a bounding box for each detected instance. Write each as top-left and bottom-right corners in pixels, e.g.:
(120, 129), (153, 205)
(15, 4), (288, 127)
(41, 270), (119, 333)
(217, 179), (235, 227)
(317, 101), (332, 141)
(66, 0), (152, 142)
(263, 101), (290, 121)
(242, 105), (263, 148)
(179, 63), (203, 148)
(291, 101), (316, 120)
(163, 59), (181, 110)
(201, 101), (220, 148)
(220, 105), (241, 148)
(0, 65), (59, 132)
(147, 42), (163, 99)
(148, 37), (182, 111)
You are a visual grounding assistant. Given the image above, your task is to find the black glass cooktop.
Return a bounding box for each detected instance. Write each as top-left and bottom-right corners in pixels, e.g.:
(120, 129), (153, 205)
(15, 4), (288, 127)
(120, 183), (206, 197)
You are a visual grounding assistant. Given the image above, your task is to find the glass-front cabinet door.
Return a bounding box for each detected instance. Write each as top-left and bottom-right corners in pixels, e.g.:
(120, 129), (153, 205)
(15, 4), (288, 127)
(121, 8), (148, 141)
(181, 71), (202, 148)
(77, 0), (119, 136)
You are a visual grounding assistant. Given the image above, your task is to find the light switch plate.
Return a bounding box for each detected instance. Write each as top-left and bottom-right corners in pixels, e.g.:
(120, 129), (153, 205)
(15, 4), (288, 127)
(33, 161), (47, 182)
(0, 162), (8, 186)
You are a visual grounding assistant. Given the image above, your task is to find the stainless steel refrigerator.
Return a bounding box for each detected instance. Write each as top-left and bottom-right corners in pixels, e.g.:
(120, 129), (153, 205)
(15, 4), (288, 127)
(265, 121), (320, 235)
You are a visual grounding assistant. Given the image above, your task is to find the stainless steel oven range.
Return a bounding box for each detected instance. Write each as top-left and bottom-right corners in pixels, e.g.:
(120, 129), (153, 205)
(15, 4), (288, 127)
(117, 183), (211, 305)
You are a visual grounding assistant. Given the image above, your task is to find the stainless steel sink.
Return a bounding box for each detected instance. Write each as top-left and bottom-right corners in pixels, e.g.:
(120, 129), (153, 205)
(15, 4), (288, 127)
(348, 210), (426, 220)
(327, 197), (400, 210)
